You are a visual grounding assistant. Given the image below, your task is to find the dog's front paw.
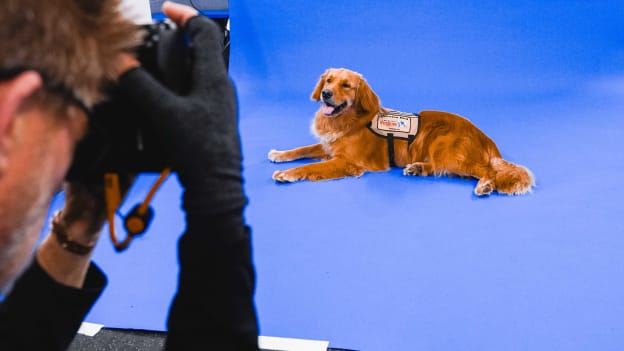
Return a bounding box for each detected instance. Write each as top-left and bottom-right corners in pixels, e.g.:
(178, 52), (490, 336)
(268, 149), (287, 163)
(272, 170), (301, 183)
(403, 162), (427, 176)
(475, 178), (494, 196)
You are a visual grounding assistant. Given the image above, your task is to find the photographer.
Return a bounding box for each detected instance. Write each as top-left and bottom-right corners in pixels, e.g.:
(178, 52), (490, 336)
(0, 0), (258, 350)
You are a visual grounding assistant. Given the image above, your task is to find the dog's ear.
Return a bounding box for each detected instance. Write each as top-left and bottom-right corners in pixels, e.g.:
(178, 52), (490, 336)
(356, 77), (380, 114)
(311, 71), (328, 101)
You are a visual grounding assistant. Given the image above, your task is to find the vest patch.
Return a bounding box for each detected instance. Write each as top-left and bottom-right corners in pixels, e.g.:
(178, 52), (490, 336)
(367, 110), (420, 168)
(368, 110), (420, 142)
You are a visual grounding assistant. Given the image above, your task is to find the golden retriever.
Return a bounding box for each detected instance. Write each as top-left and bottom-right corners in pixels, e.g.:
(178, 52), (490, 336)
(268, 68), (535, 196)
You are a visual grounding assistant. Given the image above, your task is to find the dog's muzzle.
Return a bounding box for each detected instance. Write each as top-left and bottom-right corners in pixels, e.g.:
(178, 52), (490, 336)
(321, 90), (347, 117)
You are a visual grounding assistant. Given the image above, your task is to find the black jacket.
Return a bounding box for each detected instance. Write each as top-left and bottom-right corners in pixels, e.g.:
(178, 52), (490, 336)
(0, 212), (258, 351)
(0, 259), (106, 350)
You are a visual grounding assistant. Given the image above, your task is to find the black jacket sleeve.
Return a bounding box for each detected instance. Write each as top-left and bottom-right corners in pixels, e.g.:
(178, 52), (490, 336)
(0, 259), (106, 351)
(165, 210), (258, 350)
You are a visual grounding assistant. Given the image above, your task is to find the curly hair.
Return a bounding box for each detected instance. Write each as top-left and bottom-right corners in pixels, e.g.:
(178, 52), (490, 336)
(0, 0), (142, 109)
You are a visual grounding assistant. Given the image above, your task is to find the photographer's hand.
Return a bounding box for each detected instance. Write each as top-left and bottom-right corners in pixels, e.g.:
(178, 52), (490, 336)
(117, 11), (245, 217)
(114, 53), (140, 79)
(35, 180), (108, 288)
(162, 1), (197, 26)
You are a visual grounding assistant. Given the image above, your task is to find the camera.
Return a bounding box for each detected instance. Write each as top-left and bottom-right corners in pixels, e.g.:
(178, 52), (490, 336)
(65, 18), (230, 180)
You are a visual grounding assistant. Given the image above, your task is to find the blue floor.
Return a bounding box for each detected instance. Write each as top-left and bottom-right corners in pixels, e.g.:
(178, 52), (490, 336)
(46, 1), (624, 350)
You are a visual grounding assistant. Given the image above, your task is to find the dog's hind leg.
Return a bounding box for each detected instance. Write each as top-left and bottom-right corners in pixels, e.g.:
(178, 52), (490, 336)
(470, 163), (499, 196)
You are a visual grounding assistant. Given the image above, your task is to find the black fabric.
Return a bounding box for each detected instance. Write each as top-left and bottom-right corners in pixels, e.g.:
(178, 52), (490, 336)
(0, 259), (106, 351)
(117, 15), (259, 350)
(166, 212), (258, 350)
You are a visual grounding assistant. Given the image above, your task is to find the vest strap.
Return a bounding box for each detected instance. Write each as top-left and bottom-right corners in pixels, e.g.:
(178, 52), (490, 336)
(367, 110), (420, 168)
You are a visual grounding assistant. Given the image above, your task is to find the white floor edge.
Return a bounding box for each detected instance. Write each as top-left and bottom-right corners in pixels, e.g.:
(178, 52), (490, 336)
(78, 322), (330, 351)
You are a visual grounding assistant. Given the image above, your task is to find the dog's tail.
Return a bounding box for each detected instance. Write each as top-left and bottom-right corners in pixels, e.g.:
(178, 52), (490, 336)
(491, 158), (535, 195)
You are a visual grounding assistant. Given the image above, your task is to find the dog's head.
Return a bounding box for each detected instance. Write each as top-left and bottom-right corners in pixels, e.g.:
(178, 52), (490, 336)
(311, 68), (379, 117)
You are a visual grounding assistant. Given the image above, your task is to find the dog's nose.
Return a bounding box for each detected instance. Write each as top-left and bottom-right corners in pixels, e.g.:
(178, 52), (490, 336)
(321, 89), (333, 100)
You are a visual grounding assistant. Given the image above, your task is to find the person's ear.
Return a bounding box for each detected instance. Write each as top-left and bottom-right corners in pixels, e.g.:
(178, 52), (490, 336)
(0, 71), (42, 136)
(0, 71), (42, 175)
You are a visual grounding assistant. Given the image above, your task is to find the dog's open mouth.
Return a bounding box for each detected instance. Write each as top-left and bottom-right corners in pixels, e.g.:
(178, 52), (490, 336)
(321, 100), (347, 117)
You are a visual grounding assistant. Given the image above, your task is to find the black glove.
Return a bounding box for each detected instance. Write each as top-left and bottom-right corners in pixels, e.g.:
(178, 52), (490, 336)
(115, 16), (258, 350)
(116, 16), (247, 219)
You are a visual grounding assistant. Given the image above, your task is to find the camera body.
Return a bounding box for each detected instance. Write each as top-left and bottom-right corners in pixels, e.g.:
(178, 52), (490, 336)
(66, 19), (229, 180)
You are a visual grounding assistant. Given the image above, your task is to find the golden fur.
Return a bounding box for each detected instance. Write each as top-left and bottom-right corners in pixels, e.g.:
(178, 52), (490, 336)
(269, 68), (535, 196)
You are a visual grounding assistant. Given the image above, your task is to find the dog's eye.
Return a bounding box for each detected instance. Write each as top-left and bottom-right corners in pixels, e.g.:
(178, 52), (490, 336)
(326, 78), (332, 83)
(341, 82), (351, 88)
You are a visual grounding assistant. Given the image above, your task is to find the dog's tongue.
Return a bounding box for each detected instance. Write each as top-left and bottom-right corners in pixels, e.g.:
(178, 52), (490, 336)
(321, 103), (335, 116)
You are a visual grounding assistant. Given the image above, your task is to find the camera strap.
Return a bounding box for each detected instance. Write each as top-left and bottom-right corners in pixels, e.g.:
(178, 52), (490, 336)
(104, 169), (171, 252)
